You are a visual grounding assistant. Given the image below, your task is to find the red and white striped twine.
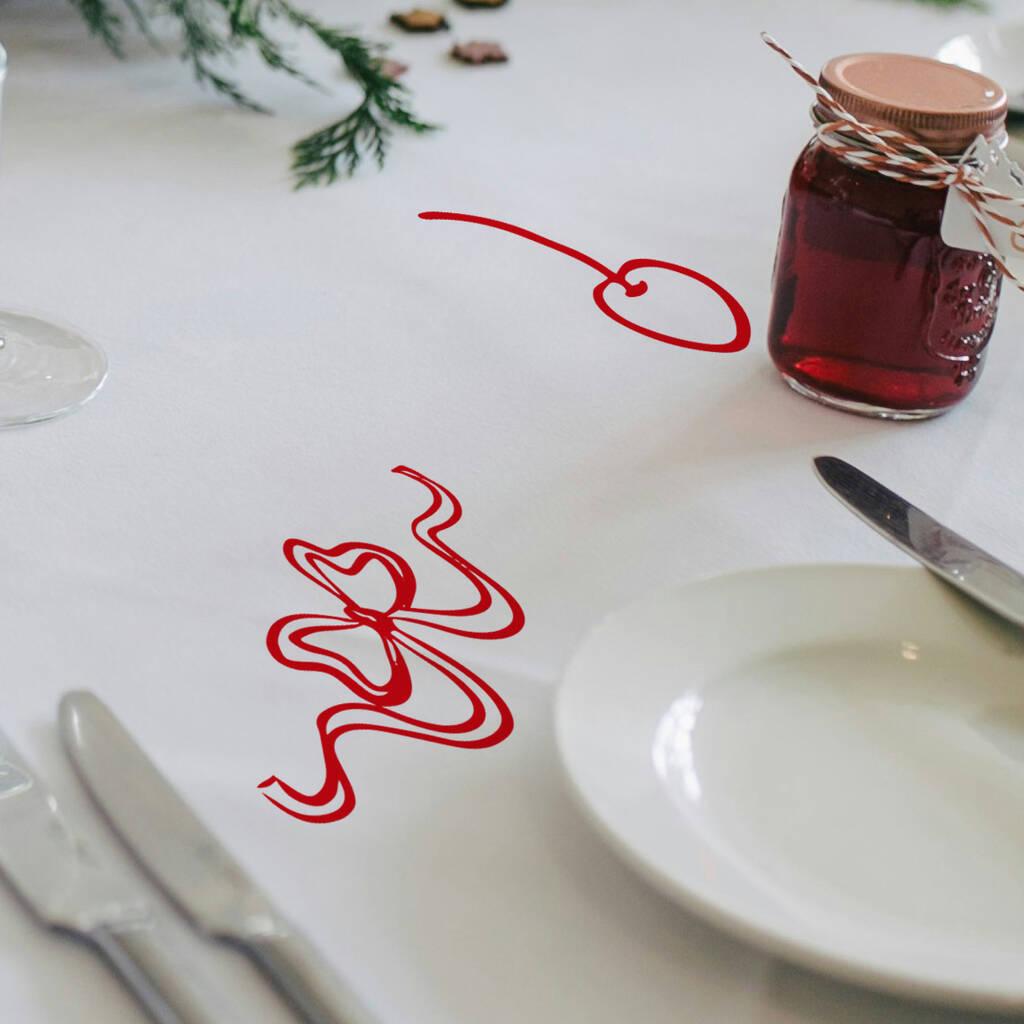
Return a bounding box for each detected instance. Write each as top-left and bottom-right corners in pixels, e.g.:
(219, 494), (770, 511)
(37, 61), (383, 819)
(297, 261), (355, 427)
(762, 32), (1024, 287)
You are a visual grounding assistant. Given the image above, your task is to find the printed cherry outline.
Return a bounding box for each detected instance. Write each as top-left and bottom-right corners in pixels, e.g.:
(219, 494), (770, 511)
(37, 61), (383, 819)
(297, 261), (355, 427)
(419, 211), (751, 353)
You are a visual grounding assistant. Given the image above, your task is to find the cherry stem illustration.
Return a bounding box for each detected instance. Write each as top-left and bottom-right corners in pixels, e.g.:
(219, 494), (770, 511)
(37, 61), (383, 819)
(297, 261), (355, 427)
(418, 210), (749, 352)
(418, 210), (647, 297)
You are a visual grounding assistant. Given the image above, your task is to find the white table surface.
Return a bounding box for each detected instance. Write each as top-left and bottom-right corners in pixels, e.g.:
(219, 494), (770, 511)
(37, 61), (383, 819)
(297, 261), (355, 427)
(1, 0), (1023, 1020)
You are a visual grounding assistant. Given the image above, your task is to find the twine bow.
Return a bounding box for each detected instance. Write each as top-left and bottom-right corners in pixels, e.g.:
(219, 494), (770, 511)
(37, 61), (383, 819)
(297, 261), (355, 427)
(762, 32), (1024, 288)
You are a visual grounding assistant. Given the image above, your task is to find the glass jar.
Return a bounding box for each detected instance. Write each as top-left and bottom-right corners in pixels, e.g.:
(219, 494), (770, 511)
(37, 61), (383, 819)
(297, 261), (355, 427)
(767, 53), (1008, 419)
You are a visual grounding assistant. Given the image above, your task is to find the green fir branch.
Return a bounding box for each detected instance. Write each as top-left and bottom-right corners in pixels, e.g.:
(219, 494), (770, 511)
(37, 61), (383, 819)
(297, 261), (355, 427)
(273, 7), (435, 187)
(62, 0), (436, 184)
(120, 0), (163, 48)
(156, 0), (264, 110)
(66, 0), (127, 56)
(219, 0), (320, 88)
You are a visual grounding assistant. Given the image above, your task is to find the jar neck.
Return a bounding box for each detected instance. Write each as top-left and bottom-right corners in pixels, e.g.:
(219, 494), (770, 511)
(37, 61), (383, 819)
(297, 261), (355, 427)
(809, 106), (1007, 161)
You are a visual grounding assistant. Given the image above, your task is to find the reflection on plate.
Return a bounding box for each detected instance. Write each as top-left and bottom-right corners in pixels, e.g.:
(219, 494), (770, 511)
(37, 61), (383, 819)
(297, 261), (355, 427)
(555, 565), (1024, 1012)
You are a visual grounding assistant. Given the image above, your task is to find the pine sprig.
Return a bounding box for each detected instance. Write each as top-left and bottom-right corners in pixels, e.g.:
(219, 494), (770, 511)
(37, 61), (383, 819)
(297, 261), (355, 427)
(221, 0), (320, 88)
(171, 0), (265, 110)
(62, 0), (436, 183)
(276, 11), (435, 187)
(66, 0), (126, 56)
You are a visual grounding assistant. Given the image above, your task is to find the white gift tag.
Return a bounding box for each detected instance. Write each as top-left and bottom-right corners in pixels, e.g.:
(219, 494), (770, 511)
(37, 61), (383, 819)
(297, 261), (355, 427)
(941, 134), (1024, 268)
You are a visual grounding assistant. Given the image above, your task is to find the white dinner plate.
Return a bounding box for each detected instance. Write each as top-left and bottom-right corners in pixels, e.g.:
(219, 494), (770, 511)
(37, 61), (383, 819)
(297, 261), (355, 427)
(555, 565), (1024, 1012)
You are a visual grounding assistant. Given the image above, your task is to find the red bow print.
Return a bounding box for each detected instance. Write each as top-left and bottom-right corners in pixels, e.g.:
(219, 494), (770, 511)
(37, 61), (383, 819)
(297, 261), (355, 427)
(261, 466), (525, 823)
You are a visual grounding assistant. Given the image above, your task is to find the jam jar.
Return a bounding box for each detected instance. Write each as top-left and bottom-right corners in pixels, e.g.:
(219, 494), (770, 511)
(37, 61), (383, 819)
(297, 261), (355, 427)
(767, 53), (1008, 418)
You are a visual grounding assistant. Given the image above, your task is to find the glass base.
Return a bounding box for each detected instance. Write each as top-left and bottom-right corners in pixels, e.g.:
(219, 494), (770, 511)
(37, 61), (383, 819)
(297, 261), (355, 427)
(0, 310), (107, 426)
(780, 373), (949, 421)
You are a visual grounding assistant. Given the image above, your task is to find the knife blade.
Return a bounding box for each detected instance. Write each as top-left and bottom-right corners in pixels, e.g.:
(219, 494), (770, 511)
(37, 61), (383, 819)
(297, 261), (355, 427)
(58, 691), (377, 1024)
(814, 455), (1024, 629)
(0, 728), (225, 1024)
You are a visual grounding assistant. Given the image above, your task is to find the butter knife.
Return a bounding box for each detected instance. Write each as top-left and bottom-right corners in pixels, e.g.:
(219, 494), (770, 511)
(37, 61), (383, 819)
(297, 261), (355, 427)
(59, 691), (377, 1024)
(0, 728), (224, 1024)
(814, 455), (1024, 628)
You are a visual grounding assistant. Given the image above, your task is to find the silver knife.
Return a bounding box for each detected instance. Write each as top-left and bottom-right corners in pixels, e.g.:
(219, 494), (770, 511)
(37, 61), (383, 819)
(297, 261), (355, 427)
(58, 691), (377, 1024)
(0, 728), (225, 1024)
(814, 455), (1024, 628)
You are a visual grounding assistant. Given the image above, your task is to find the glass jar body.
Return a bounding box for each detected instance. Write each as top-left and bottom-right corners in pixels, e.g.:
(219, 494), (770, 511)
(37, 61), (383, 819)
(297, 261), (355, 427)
(767, 138), (1001, 418)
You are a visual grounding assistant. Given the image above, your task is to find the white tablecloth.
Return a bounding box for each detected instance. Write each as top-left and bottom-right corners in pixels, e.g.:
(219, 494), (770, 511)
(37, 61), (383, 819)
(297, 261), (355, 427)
(1, 0), (1022, 1019)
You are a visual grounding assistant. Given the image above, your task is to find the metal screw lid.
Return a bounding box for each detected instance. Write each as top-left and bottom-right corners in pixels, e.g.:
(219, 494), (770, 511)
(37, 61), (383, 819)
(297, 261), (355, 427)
(817, 52), (1007, 154)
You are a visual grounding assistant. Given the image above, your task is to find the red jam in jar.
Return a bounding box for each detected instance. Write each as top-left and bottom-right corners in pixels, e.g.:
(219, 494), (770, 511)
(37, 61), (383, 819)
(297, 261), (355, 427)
(767, 53), (1008, 418)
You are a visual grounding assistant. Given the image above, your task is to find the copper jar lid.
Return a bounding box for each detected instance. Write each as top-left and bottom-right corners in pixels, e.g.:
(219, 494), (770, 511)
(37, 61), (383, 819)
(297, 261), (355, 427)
(816, 52), (1007, 154)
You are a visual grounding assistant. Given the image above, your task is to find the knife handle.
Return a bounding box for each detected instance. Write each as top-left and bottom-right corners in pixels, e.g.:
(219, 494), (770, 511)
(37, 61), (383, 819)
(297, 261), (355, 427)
(89, 920), (225, 1024)
(238, 927), (377, 1024)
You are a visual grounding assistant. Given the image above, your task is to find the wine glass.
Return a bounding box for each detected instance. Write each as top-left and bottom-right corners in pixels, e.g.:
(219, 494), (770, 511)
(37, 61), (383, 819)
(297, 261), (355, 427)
(0, 42), (107, 426)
